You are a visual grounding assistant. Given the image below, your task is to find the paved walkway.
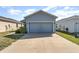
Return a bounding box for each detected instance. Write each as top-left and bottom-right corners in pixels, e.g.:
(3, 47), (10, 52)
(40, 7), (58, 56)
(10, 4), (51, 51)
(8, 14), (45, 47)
(1, 33), (79, 53)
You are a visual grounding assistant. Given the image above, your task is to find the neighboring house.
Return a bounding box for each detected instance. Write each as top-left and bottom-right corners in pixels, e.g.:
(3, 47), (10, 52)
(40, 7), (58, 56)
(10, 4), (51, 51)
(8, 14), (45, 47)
(22, 10), (57, 33)
(56, 15), (79, 33)
(0, 16), (22, 32)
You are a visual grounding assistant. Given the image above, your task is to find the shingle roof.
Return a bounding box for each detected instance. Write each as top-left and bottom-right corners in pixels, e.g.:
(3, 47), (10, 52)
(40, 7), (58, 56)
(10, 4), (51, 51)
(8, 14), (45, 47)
(57, 15), (79, 22)
(0, 16), (21, 24)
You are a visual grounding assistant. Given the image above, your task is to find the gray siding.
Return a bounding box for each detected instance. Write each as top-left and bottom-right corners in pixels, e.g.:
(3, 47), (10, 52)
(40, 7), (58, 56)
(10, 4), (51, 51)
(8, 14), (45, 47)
(57, 16), (79, 33)
(25, 12), (55, 22)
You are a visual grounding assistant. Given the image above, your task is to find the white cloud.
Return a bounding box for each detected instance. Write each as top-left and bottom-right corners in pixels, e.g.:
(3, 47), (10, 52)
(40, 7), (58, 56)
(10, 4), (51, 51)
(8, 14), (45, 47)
(42, 6), (55, 11)
(63, 6), (70, 10)
(53, 7), (79, 21)
(55, 10), (79, 17)
(8, 9), (22, 15)
(24, 9), (36, 15)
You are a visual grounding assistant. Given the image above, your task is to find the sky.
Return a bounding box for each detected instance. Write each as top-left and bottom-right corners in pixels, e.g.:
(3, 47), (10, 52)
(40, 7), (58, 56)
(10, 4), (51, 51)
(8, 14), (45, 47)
(0, 6), (79, 21)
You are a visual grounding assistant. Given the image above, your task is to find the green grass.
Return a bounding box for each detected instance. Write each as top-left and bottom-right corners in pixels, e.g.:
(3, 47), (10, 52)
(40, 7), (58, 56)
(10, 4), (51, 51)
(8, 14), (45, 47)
(0, 37), (15, 50)
(4, 34), (24, 40)
(0, 32), (11, 36)
(56, 32), (79, 45)
(0, 32), (24, 51)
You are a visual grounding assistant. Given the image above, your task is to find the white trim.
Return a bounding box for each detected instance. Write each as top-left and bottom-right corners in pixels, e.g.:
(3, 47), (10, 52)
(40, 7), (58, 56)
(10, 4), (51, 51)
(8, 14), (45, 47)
(26, 23), (29, 33)
(26, 21), (54, 23)
(51, 21), (55, 32)
(26, 20), (29, 33)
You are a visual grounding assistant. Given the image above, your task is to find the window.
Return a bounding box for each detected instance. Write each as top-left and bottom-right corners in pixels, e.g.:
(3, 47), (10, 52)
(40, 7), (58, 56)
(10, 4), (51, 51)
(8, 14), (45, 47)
(59, 25), (61, 28)
(63, 26), (65, 30)
(8, 24), (10, 28)
(16, 24), (18, 28)
(5, 25), (8, 30)
(56, 24), (57, 28)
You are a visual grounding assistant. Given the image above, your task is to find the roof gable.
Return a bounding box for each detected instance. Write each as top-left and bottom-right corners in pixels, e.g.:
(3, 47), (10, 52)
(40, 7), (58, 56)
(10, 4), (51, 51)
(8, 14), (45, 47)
(24, 10), (57, 19)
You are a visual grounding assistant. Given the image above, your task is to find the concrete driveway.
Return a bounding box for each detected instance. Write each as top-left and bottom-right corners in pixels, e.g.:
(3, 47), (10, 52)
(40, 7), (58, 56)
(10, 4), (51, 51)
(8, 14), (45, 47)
(1, 33), (79, 53)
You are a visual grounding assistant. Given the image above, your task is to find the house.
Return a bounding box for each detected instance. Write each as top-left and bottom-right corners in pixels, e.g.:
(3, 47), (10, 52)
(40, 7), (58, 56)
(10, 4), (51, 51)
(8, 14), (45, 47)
(0, 16), (22, 32)
(56, 15), (79, 33)
(22, 10), (57, 33)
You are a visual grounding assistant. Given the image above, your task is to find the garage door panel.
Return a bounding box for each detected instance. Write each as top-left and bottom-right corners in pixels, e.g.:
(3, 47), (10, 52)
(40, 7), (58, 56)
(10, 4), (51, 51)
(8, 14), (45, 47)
(29, 22), (53, 33)
(29, 23), (40, 33)
(42, 23), (53, 32)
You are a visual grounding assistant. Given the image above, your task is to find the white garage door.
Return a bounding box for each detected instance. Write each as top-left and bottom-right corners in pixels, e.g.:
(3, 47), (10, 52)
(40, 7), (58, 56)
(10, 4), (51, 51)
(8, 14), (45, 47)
(29, 22), (53, 33)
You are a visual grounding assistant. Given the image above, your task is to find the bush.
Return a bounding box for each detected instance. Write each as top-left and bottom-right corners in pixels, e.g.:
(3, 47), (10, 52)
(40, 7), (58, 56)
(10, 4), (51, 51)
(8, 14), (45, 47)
(15, 29), (21, 33)
(15, 27), (27, 33)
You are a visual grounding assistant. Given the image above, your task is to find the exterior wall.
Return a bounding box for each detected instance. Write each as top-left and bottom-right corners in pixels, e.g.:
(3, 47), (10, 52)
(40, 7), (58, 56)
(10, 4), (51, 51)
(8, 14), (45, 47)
(57, 19), (74, 33)
(73, 19), (79, 32)
(25, 12), (56, 33)
(0, 21), (21, 32)
(26, 12), (56, 22)
(17, 23), (22, 29)
(56, 16), (79, 33)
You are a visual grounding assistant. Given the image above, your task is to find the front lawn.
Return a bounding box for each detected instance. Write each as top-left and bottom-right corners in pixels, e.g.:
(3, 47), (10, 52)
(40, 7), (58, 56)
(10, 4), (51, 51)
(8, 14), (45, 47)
(4, 34), (24, 40)
(0, 32), (24, 51)
(56, 32), (79, 45)
(0, 32), (11, 36)
(0, 37), (15, 50)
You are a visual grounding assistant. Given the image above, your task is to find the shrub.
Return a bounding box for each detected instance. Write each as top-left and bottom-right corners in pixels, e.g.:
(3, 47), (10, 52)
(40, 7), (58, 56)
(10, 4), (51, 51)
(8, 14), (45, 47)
(15, 29), (21, 33)
(15, 27), (27, 33)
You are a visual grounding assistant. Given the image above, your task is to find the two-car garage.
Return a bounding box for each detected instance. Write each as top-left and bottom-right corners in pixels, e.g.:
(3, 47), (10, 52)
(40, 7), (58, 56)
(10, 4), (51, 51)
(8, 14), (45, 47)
(29, 22), (53, 33)
(23, 10), (57, 33)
